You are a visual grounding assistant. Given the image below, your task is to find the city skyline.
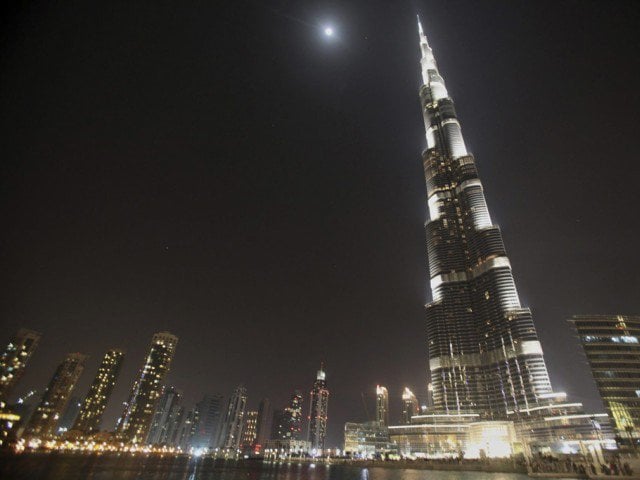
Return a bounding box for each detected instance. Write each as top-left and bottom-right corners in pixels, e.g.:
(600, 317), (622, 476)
(1, 1), (639, 448)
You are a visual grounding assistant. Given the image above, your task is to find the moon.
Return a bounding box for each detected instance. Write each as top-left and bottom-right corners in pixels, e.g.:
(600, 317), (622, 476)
(324, 26), (334, 37)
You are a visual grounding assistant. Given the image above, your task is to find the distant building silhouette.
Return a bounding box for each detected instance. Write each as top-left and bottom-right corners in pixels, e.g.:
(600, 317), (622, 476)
(192, 394), (223, 450)
(254, 397), (272, 449)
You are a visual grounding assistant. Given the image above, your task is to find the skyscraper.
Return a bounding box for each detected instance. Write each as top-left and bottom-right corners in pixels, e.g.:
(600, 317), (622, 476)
(57, 396), (82, 433)
(375, 385), (389, 426)
(191, 394), (223, 449)
(270, 392), (304, 441)
(417, 18), (553, 418)
(240, 410), (258, 449)
(24, 352), (87, 438)
(570, 315), (640, 446)
(285, 390), (304, 441)
(0, 329), (41, 404)
(271, 409), (286, 440)
(254, 397), (272, 448)
(307, 365), (329, 451)
(147, 386), (182, 445)
(218, 384), (247, 451)
(401, 388), (419, 424)
(116, 331), (178, 443)
(73, 349), (124, 434)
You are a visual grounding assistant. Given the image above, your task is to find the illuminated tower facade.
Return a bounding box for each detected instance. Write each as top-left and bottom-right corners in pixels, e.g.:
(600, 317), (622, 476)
(375, 385), (389, 426)
(285, 390), (304, 440)
(73, 349), (124, 434)
(307, 365), (329, 451)
(401, 387), (419, 424)
(116, 332), (178, 443)
(240, 410), (258, 449)
(218, 384), (247, 450)
(24, 352), (87, 438)
(0, 329), (41, 404)
(417, 19), (552, 418)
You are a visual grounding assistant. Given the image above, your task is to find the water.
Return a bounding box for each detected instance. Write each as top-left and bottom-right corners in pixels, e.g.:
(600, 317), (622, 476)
(0, 454), (533, 480)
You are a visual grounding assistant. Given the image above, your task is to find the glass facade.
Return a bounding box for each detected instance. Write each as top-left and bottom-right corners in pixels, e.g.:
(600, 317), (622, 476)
(570, 314), (640, 445)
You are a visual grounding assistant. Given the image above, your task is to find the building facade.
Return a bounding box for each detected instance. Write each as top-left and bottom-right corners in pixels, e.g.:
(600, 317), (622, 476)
(73, 349), (124, 434)
(218, 384), (247, 450)
(254, 397), (272, 449)
(192, 394), (223, 449)
(24, 352), (87, 438)
(0, 329), (42, 404)
(376, 385), (389, 426)
(116, 332), (178, 443)
(401, 388), (419, 424)
(308, 365), (329, 451)
(240, 410), (258, 449)
(147, 386), (182, 445)
(570, 314), (640, 446)
(344, 421), (395, 458)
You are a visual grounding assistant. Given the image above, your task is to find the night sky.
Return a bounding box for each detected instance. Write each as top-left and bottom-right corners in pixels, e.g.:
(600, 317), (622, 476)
(1, 1), (639, 447)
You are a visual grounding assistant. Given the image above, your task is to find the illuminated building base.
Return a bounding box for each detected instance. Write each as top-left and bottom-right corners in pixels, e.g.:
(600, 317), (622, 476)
(387, 402), (617, 459)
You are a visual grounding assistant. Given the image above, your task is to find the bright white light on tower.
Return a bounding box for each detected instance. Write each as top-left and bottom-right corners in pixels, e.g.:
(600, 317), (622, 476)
(324, 27), (334, 37)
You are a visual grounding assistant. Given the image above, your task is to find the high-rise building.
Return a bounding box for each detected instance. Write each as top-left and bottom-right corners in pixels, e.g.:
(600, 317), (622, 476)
(271, 409), (286, 440)
(570, 315), (640, 446)
(24, 352), (87, 438)
(307, 365), (329, 451)
(401, 388), (419, 424)
(191, 394), (223, 449)
(254, 397), (272, 448)
(116, 332), (178, 443)
(375, 385), (389, 426)
(147, 386), (182, 445)
(57, 396), (82, 434)
(73, 349), (124, 434)
(175, 407), (197, 450)
(270, 392), (304, 442)
(285, 391), (304, 441)
(0, 329), (41, 404)
(240, 410), (258, 449)
(218, 385), (247, 450)
(417, 18), (553, 418)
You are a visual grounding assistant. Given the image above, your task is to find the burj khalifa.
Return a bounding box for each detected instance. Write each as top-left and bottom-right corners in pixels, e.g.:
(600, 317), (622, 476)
(417, 19), (554, 419)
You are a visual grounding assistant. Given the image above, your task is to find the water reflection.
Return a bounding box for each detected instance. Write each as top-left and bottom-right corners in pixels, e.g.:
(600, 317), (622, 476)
(1, 454), (533, 480)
